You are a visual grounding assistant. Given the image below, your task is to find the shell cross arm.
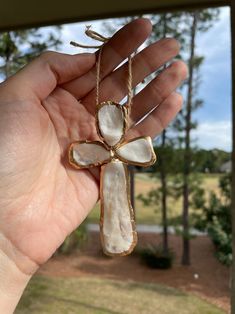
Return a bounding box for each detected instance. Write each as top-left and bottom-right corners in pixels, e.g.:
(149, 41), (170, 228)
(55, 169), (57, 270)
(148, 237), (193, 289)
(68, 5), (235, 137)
(69, 141), (111, 169)
(115, 136), (156, 167)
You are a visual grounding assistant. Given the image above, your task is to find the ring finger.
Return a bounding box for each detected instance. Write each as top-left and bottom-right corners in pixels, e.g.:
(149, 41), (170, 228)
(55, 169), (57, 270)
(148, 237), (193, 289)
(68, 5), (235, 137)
(81, 37), (180, 115)
(129, 60), (187, 125)
(127, 91), (183, 139)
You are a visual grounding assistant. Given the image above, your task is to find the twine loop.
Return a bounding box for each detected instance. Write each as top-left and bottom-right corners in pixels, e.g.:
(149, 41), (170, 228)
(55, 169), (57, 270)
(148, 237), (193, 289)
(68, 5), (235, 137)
(70, 26), (133, 113)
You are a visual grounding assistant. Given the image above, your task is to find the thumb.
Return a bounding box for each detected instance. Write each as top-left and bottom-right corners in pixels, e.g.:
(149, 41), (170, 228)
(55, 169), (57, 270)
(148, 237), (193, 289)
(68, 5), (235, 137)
(0, 51), (96, 102)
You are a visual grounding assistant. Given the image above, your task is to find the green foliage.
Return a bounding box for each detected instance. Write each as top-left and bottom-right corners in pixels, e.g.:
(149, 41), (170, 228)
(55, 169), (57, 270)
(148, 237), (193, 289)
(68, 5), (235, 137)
(152, 144), (181, 174)
(208, 215), (232, 266)
(57, 221), (88, 255)
(196, 9), (220, 31)
(174, 226), (196, 240)
(148, 148), (229, 174)
(137, 188), (160, 207)
(193, 149), (230, 173)
(0, 27), (61, 78)
(151, 12), (185, 43)
(193, 174), (232, 266)
(136, 245), (174, 269)
(106, 10), (222, 266)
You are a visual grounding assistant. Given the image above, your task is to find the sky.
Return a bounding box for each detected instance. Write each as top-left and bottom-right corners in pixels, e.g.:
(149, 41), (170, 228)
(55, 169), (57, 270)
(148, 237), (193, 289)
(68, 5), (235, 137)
(192, 7), (231, 152)
(33, 7), (233, 152)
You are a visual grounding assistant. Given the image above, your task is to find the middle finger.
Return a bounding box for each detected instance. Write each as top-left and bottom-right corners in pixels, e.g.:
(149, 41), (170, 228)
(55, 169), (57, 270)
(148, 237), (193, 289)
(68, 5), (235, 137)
(81, 37), (180, 115)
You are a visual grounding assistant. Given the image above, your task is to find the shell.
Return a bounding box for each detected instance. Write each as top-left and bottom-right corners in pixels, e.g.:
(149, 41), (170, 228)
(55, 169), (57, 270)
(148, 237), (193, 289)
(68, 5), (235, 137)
(115, 136), (156, 167)
(69, 141), (111, 169)
(96, 102), (127, 147)
(100, 160), (137, 256)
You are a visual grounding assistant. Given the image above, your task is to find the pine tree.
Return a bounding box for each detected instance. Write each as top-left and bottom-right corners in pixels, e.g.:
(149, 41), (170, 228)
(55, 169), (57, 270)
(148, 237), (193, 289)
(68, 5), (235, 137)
(148, 9), (219, 261)
(147, 12), (185, 253)
(178, 9), (219, 265)
(103, 12), (219, 263)
(0, 27), (61, 79)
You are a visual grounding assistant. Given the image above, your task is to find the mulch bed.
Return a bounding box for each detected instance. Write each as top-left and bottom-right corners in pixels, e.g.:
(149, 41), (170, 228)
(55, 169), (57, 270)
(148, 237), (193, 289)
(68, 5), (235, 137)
(39, 232), (230, 313)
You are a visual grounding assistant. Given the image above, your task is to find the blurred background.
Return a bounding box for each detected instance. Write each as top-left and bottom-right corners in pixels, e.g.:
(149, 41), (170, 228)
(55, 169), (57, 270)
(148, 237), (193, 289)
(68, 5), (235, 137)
(0, 3), (232, 314)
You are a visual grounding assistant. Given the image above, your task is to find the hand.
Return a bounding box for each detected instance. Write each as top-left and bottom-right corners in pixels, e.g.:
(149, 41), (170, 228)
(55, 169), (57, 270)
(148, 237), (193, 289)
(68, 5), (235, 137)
(0, 18), (187, 312)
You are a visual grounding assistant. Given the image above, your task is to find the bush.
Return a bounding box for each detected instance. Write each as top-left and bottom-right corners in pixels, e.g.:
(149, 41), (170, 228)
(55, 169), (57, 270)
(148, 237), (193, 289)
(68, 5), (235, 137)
(137, 245), (174, 269)
(57, 221), (88, 255)
(193, 174), (232, 266)
(207, 215), (232, 266)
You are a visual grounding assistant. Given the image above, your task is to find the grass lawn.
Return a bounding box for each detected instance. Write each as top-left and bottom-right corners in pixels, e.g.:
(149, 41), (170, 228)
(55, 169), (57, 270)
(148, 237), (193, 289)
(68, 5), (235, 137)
(87, 173), (221, 225)
(16, 276), (225, 314)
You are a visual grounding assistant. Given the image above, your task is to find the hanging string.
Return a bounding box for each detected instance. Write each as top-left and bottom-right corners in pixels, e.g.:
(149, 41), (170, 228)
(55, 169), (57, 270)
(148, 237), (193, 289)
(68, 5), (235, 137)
(126, 55), (133, 111)
(70, 26), (133, 114)
(96, 47), (102, 107)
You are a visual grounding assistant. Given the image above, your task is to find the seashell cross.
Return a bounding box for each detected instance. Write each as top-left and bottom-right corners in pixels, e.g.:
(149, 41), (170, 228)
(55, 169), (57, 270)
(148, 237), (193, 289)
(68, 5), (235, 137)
(68, 101), (156, 256)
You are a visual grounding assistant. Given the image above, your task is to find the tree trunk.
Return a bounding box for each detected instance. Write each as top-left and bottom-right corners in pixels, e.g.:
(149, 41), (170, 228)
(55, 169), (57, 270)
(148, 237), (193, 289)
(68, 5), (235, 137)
(230, 2), (235, 312)
(159, 13), (169, 254)
(182, 12), (198, 266)
(160, 130), (168, 253)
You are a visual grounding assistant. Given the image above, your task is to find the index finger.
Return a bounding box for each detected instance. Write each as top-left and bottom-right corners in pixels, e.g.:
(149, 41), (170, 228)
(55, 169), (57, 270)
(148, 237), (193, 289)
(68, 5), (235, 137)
(0, 52), (95, 103)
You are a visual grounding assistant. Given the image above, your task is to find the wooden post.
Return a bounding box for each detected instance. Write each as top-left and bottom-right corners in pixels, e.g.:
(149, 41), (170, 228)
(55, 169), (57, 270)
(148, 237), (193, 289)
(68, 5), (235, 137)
(231, 2), (235, 313)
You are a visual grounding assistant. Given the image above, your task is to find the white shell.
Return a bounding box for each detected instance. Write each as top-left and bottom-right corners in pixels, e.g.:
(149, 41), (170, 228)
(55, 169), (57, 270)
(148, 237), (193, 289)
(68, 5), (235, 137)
(100, 161), (136, 255)
(115, 137), (155, 165)
(98, 103), (125, 147)
(71, 142), (110, 167)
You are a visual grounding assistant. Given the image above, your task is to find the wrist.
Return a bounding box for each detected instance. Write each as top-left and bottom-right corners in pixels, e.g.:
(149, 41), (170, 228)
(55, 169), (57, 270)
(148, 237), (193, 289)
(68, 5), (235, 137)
(0, 233), (38, 314)
(0, 250), (30, 314)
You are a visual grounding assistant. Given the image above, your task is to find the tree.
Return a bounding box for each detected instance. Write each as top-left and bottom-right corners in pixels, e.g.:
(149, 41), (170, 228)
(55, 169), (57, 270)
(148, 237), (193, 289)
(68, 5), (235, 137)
(175, 9), (219, 265)
(0, 27), (61, 79)
(193, 173), (232, 266)
(153, 13), (169, 253)
(193, 148), (231, 173)
(181, 11), (199, 266)
(103, 12), (219, 263)
(147, 12), (187, 253)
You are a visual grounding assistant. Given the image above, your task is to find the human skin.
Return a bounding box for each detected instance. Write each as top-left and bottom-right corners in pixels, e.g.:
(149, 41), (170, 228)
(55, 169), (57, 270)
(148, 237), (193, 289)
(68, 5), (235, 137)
(0, 18), (187, 313)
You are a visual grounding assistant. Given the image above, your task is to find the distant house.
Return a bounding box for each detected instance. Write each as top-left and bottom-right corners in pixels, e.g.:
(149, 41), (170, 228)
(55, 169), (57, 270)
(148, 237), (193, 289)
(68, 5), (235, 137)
(220, 160), (232, 173)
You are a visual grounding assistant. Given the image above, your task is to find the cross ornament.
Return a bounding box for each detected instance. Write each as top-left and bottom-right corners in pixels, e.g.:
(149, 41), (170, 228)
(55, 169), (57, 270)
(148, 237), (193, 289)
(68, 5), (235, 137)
(68, 101), (156, 256)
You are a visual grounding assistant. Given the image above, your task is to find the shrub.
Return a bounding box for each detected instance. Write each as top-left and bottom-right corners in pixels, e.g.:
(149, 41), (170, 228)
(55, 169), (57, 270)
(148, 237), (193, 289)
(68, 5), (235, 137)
(207, 215), (232, 266)
(137, 245), (174, 269)
(57, 221), (88, 255)
(193, 174), (232, 266)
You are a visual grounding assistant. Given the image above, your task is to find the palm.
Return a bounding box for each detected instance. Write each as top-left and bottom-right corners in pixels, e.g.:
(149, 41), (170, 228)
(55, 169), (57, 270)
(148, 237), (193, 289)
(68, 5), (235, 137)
(1, 84), (103, 265)
(0, 19), (186, 269)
